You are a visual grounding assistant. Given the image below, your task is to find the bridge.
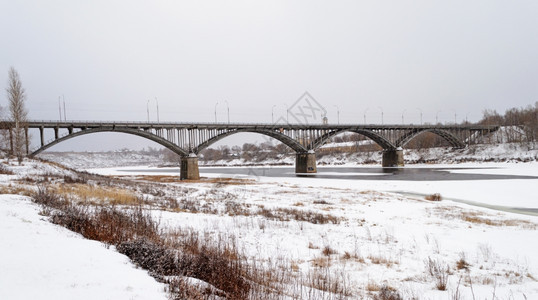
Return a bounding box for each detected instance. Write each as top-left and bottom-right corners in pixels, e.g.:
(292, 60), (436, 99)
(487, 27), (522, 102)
(2, 121), (499, 180)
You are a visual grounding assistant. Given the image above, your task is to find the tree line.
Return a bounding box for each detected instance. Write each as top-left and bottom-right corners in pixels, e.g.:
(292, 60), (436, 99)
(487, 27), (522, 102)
(194, 103), (538, 163)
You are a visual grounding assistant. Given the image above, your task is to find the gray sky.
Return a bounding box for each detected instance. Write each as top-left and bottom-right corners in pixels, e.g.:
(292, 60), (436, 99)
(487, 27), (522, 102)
(2, 1), (538, 151)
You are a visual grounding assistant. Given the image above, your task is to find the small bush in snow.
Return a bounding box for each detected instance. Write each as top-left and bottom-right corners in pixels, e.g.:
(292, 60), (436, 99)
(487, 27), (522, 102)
(425, 193), (442, 201)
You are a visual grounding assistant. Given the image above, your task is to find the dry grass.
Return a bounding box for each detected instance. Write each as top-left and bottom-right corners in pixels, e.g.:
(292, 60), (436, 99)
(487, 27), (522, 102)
(32, 186), (252, 299)
(425, 193), (442, 201)
(462, 212), (536, 228)
(430, 206), (537, 229)
(456, 258), (470, 270)
(425, 257), (450, 291)
(372, 285), (403, 300)
(0, 184), (33, 196)
(52, 184), (140, 205)
(366, 281), (381, 291)
(322, 245), (338, 256)
(368, 254), (398, 267)
(258, 206), (342, 224)
(311, 256), (331, 268)
(0, 163), (14, 175)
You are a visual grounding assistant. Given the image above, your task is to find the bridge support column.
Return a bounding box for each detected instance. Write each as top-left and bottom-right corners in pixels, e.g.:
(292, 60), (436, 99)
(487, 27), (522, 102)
(180, 154), (200, 180)
(295, 151), (317, 173)
(382, 148), (404, 167)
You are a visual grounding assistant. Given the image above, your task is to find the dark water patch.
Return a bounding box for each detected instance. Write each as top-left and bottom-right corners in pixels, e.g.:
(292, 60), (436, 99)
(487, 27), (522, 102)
(120, 166), (538, 182)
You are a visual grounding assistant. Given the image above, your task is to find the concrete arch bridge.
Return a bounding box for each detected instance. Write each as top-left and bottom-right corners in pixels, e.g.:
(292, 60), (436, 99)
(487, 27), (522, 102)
(7, 121), (498, 179)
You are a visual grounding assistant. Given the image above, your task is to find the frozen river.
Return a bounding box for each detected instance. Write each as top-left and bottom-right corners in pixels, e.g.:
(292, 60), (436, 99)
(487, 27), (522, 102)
(90, 162), (538, 213)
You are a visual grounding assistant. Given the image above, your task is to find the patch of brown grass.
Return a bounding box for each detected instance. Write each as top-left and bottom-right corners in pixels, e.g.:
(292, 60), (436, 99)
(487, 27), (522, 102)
(366, 281), (381, 291)
(322, 245), (337, 256)
(311, 256), (331, 268)
(462, 212), (536, 229)
(0, 184), (33, 196)
(368, 254), (398, 267)
(52, 184), (140, 205)
(425, 193), (442, 201)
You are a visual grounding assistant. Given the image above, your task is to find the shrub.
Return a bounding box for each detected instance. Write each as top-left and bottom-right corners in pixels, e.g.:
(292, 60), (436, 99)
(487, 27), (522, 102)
(425, 257), (450, 290)
(425, 193), (442, 201)
(322, 245), (337, 256)
(373, 285), (403, 300)
(0, 163), (14, 175)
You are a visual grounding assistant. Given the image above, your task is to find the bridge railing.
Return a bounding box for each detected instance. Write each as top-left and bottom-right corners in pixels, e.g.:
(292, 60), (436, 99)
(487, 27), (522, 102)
(19, 120), (500, 130)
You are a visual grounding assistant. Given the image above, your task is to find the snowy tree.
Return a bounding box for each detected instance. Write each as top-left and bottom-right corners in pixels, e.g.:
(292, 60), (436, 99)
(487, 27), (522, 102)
(6, 67), (28, 164)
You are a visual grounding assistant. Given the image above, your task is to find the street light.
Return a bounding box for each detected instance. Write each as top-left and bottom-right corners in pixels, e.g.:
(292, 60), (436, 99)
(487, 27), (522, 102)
(363, 107), (369, 124)
(334, 105), (340, 124)
(155, 97), (159, 123)
(63, 95), (66, 121)
(58, 96), (62, 121)
(436, 110), (442, 124)
(271, 105), (277, 123)
(147, 99), (150, 122)
(224, 100), (230, 124)
(401, 109), (407, 124)
(214, 102), (219, 123)
(416, 108), (423, 125)
(378, 106), (383, 125)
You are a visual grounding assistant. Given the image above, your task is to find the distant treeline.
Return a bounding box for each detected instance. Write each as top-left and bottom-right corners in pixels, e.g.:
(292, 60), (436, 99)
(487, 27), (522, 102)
(192, 103), (538, 163)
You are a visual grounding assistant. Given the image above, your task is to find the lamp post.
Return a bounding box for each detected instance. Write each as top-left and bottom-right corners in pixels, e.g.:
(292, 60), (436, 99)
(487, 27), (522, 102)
(224, 100), (230, 124)
(378, 106), (383, 125)
(334, 105), (340, 124)
(401, 109), (406, 124)
(155, 97), (159, 123)
(214, 102), (219, 123)
(363, 107), (369, 124)
(147, 100), (150, 122)
(58, 96), (62, 121)
(271, 105), (277, 123)
(63, 95), (66, 121)
(416, 108), (423, 125)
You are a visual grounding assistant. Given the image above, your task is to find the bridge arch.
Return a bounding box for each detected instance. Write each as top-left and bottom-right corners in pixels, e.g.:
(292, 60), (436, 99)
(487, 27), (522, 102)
(311, 128), (396, 150)
(395, 128), (465, 148)
(195, 128), (307, 154)
(29, 127), (190, 157)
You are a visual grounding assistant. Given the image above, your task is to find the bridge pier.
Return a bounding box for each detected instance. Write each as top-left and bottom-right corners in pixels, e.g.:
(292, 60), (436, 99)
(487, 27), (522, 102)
(382, 148), (404, 167)
(180, 154), (200, 180)
(295, 151), (317, 173)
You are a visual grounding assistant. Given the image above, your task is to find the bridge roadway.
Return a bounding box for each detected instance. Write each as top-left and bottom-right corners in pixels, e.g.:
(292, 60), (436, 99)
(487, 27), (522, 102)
(3, 120), (499, 180)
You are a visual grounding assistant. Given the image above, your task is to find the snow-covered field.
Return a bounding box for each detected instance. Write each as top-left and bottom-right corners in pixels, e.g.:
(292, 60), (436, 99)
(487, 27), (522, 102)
(88, 162), (538, 299)
(2, 152), (538, 299)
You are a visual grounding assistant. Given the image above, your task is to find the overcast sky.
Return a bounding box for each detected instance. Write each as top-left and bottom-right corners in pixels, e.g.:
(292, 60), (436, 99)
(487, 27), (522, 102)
(1, 1), (537, 151)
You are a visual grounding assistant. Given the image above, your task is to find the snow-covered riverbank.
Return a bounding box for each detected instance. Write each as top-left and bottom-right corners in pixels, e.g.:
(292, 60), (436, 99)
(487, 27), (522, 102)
(3, 156), (537, 299)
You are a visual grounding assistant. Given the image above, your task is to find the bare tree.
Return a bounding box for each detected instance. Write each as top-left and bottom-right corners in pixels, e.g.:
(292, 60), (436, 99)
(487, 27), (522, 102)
(6, 67), (28, 164)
